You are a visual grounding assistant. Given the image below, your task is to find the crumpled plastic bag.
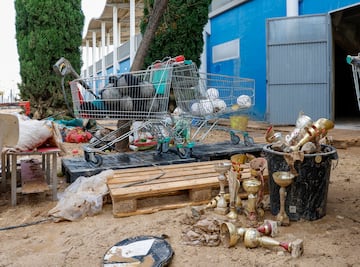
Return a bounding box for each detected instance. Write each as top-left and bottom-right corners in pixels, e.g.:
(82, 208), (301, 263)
(48, 170), (114, 222)
(15, 119), (53, 151)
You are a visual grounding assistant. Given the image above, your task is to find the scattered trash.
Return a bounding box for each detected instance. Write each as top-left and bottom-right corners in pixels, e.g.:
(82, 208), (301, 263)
(48, 170), (113, 222)
(103, 235), (173, 267)
(65, 127), (92, 143)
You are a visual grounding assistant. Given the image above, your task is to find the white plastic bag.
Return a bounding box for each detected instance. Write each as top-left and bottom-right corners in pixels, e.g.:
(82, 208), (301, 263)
(15, 119), (53, 151)
(48, 170), (114, 221)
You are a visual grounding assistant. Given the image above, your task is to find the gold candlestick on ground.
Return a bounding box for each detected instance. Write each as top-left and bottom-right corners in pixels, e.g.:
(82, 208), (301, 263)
(220, 221), (277, 248)
(243, 228), (304, 258)
(214, 162), (231, 215)
(272, 171), (296, 226)
(220, 224), (304, 258)
(257, 219), (279, 237)
(220, 222), (247, 247)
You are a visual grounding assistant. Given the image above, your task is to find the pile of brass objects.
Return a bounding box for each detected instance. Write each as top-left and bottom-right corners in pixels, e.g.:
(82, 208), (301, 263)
(265, 113), (334, 153)
(220, 220), (304, 258)
(211, 154), (266, 224)
(205, 154), (304, 258)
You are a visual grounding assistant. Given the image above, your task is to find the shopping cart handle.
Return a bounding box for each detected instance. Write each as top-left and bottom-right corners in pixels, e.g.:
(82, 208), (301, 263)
(346, 55), (360, 66)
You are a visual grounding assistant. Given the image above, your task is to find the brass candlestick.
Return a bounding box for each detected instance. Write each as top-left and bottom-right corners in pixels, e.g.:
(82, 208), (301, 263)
(214, 162), (231, 215)
(249, 157), (267, 207)
(242, 178), (261, 222)
(288, 118), (334, 152)
(285, 113), (313, 146)
(272, 171), (296, 226)
(227, 169), (241, 220)
(243, 228), (304, 258)
(257, 219), (279, 237)
(220, 222), (247, 248)
(220, 221), (278, 248)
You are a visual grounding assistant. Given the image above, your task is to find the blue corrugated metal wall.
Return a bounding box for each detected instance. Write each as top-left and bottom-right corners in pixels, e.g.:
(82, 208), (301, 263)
(207, 0), (360, 121)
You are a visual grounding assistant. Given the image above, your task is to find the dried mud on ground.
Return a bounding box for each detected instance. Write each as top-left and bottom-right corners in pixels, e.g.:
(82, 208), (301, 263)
(0, 126), (360, 267)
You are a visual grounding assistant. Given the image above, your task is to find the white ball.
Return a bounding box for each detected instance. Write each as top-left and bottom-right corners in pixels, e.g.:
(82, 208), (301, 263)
(200, 99), (214, 115)
(206, 88), (219, 100)
(191, 102), (201, 116)
(213, 99), (227, 112)
(173, 107), (184, 116)
(236, 95), (252, 108)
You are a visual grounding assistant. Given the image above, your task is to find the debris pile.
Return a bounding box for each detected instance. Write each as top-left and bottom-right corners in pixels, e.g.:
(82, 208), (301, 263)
(180, 151), (304, 258)
(265, 112), (334, 154)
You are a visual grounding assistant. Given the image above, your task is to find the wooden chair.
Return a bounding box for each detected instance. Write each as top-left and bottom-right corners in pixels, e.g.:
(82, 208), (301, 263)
(0, 114), (19, 191)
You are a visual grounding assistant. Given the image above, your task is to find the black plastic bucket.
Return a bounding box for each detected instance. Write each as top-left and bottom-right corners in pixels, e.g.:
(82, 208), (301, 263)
(263, 144), (338, 221)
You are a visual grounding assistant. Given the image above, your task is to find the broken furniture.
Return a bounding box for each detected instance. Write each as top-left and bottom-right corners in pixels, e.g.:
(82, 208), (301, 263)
(1, 147), (60, 206)
(0, 113), (19, 191)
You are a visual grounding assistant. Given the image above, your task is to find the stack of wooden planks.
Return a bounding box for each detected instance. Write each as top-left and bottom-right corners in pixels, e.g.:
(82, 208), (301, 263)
(107, 159), (268, 217)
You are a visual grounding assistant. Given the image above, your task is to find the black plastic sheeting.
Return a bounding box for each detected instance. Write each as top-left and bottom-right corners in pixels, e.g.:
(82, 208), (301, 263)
(263, 144), (338, 221)
(62, 142), (265, 183)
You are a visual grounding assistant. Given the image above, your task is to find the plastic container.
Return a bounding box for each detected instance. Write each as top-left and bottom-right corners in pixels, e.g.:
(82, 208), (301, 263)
(230, 115), (248, 131)
(263, 144), (338, 221)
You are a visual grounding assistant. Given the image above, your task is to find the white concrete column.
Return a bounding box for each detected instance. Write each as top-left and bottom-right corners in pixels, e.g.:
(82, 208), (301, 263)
(130, 0), (135, 66)
(199, 21), (210, 74)
(286, 0), (299, 16)
(106, 32), (110, 54)
(113, 5), (118, 75)
(92, 31), (97, 76)
(101, 21), (106, 77)
(86, 40), (90, 77)
(118, 23), (122, 45)
(92, 31), (98, 94)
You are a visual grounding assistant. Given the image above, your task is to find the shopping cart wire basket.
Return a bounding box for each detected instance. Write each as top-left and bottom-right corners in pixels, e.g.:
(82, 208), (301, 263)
(171, 60), (255, 143)
(172, 61), (255, 119)
(69, 60), (173, 121)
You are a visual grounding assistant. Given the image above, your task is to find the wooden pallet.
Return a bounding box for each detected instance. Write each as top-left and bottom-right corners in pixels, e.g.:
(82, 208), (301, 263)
(107, 160), (269, 218)
(107, 160), (230, 217)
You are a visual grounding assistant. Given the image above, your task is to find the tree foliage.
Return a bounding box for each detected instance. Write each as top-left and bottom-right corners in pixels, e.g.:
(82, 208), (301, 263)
(15, 0), (84, 118)
(140, 0), (211, 68)
(131, 0), (168, 71)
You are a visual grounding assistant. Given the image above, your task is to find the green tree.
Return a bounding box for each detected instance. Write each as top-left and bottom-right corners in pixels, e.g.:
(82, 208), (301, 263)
(140, 0), (211, 68)
(15, 0), (84, 119)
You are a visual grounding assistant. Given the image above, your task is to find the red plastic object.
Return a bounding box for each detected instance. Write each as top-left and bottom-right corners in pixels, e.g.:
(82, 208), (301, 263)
(175, 55), (185, 62)
(133, 139), (157, 150)
(65, 127), (92, 143)
(18, 101), (31, 116)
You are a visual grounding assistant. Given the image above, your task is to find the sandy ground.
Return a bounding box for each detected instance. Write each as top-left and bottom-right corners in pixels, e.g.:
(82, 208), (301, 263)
(0, 123), (360, 267)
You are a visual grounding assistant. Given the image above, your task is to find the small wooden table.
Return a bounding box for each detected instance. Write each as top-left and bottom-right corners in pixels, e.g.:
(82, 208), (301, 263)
(1, 147), (60, 206)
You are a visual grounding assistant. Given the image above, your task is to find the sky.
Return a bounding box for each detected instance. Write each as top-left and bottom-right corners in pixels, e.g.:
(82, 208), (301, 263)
(0, 0), (105, 101)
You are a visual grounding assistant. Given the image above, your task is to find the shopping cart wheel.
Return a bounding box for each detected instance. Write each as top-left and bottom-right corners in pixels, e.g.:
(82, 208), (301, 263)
(177, 147), (192, 159)
(243, 132), (255, 146)
(84, 150), (103, 167)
